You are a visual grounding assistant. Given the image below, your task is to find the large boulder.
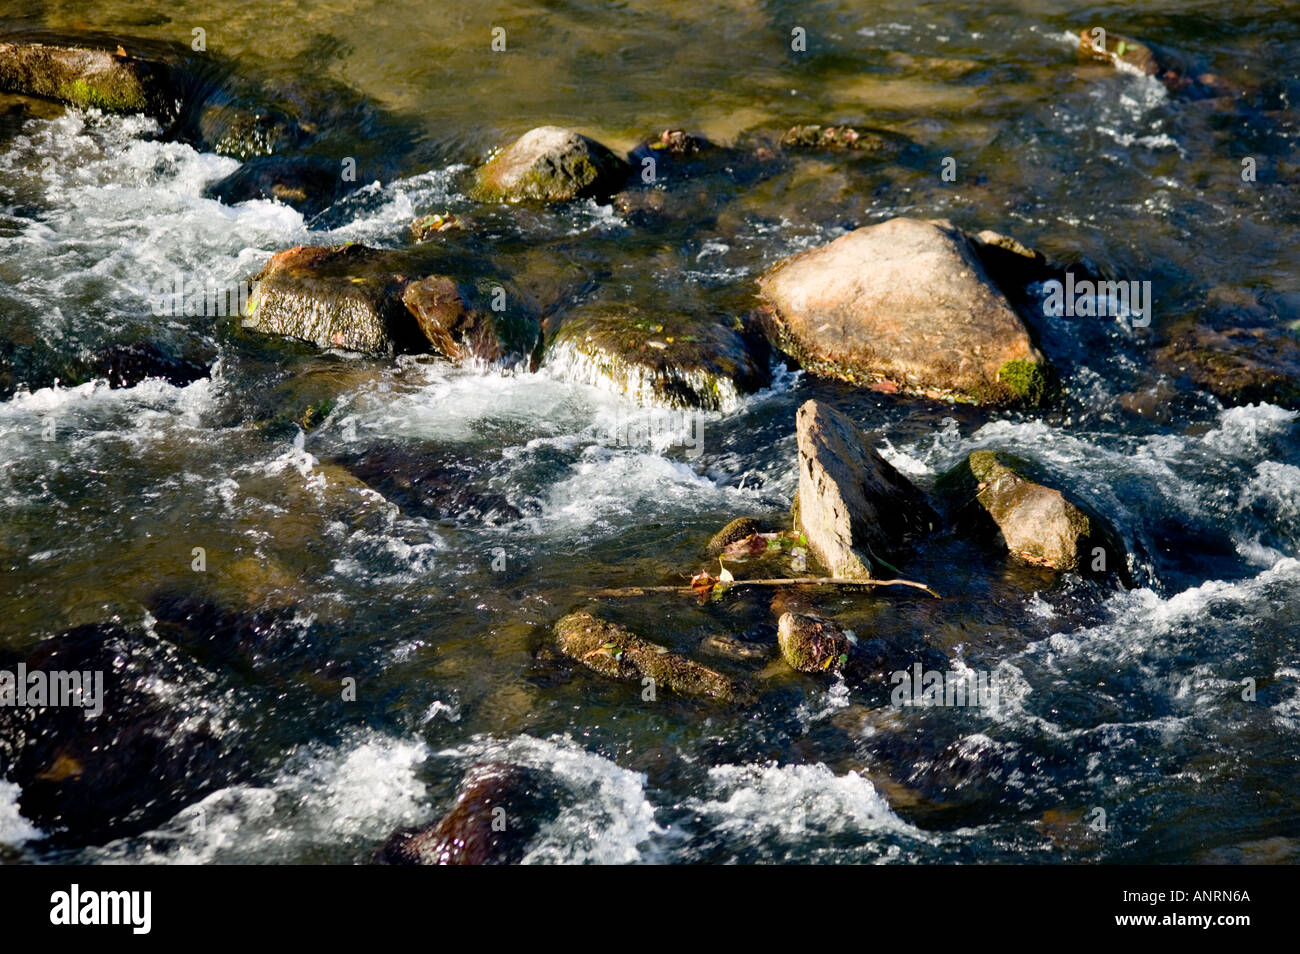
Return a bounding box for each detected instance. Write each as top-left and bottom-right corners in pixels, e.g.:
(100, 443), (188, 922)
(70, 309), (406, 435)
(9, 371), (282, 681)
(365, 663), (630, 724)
(543, 304), (770, 410)
(244, 244), (419, 355)
(0, 36), (177, 118)
(795, 399), (937, 579)
(942, 450), (1126, 577)
(471, 125), (629, 204)
(245, 245), (539, 363)
(757, 218), (1049, 405)
(377, 762), (558, 865)
(554, 612), (754, 705)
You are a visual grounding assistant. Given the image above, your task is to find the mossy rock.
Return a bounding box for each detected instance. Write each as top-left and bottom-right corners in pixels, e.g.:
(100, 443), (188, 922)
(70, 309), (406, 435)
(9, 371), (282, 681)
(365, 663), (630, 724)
(543, 303), (770, 410)
(941, 449), (1127, 579)
(243, 244), (421, 355)
(554, 612), (754, 705)
(780, 123), (911, 157)
(996, 359), (1050, 406)
(0, 38), (177, 120)
(777, 612), (852, 674)
(706, 517), (762, 555)
(471, 125), (629, 204)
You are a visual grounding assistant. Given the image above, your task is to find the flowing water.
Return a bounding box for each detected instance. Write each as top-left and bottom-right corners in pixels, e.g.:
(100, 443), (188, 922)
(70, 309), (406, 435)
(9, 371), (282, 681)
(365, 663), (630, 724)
(1, 0), (1299, 863)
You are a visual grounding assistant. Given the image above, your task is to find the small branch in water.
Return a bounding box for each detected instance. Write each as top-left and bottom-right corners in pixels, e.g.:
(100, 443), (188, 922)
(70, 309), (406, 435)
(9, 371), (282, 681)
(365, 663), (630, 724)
(594, 577), (940, 599)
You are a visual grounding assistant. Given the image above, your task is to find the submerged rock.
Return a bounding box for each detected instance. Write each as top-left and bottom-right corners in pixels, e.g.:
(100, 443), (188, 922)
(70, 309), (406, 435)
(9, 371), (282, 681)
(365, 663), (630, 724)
(0, 36), (177, 119)
(554, 612), (754, 704)
(91, 341), (211, 390)
(378, 762), (559, 865)
(471, 125), (629, 204)
(0, 624), (244, 845)
(780, 123), (910, 157)
(778, 612), (947, 684)
(543, 304), (770, 410)
(206, 155), (347, 216)
(335, 444), (522, 525)
(941, 450), (1126, 576)
(197, 100), (306, 161)
(757, 217), (1048, 405)
(243, 244), (418, 355)
(795, 399), (937, 579)
(1153, 322), (1300, 409)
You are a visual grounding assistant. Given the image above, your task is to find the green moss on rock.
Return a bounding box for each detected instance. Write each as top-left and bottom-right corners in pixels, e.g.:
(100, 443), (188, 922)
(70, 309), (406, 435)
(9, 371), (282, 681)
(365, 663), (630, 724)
(997, 359), (1048, 406)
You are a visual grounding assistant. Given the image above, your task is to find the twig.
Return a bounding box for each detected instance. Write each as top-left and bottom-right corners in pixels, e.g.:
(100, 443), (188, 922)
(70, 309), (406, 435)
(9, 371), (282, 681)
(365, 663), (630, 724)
(593, 576), (940, 599)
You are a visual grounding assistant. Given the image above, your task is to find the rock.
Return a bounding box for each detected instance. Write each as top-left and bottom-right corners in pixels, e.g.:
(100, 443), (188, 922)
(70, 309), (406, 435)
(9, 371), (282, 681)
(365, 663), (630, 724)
(942, 450), (1126, 576)
(1076, 28), (1160, 77)
(1075, 27), (1225, 98)
(780, 124), (910, 157)
(147, 592), (345, 683)
(0, 37), (177, 119)
(245, 245), (538, 363)
(471, 125), (629, 204)
(711, 529), (823, 579)
(243, 244), (420, 355)
(0, 624), (246, 845)
(409, 213), (464, 241)
(757, 218), (1049, 405)
(206, 155), (348, 216)
(698, 630), (774, 663)
(197, 101), (306, 160)
(335, 444), (523, 525)
(543, 304), (770, 410)
(91, 342), (211, 390)
(778, 612), (852, 673)
(554, 612), (754, 704)
(968, 229), (1058, 294)
(794, 399), (937, 579)
(1153, 322), (1300, 409)
(705, 516), (762, 555)
(777, 612), (947, 683)
(377, 762), (558, 865)
(402, 276), (507, 364)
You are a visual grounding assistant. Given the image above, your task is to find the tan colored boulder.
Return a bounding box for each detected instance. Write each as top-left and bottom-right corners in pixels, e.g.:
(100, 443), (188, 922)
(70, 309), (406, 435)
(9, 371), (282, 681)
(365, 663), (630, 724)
(949, 450), (1125, 575)
(758, 217), (1048, 405)
(795, 399), (937, 579)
